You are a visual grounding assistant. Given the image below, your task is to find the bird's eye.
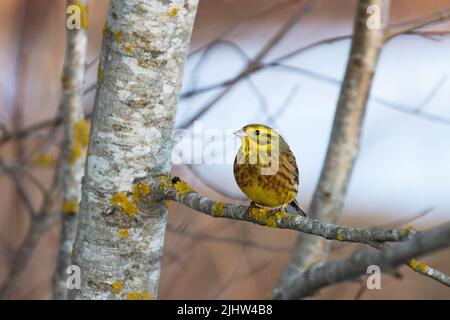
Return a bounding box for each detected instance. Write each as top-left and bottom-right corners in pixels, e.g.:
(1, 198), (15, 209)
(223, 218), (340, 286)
(255, 130), (260, 136)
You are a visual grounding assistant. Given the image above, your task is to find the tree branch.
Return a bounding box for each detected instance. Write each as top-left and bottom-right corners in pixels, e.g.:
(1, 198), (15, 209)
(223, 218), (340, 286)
(385, 8), (450, 41)
(104, 176), (450, 291)
(109, 176), (410, 245)
(370, 241), (450, 287)
(271, 222), (450, 299)
(52, 0), (89, 300)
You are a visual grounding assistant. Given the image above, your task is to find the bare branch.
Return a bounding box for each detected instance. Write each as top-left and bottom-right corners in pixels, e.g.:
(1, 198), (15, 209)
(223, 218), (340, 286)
(386, 8), (450, 41)
(271, 222), (450, 299)
(166, 224), (293, 252)
(0, 151), (63, 299)
(178, 0), (318, 129)
(0, 158), (36, 217)
(370, 240), (450, 287)
(189, 0), (301, 57)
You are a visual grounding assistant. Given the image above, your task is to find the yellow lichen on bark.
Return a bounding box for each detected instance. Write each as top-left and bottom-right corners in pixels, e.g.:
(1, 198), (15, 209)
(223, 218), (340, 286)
(173, 179), (195, 198)
(111, 281), (124, 294)
(110, 193), (138, 216)
(124, 43), (134, 53)
(248, 207), (285, 227)
(110, 193), (128, 206)
(167, 7), (180, 17)
(67, 144), (83, 164)
(403, 226), (418, 237)
(61, 72), (70, 89)
(158, 175), (172, 191)
(127, 291), (154, 300)
(102, 22), (108, 37)
(67, 119), (90, 164)
(121, 202), (138, 216)
(409, 259), (429, 272)
(98, 66), (105, 81)
(117, 229), (129, 238)
(336, 232), (345, 241)
(249, 207), (269, 225)
(213, 202), (224, 216)
(131, 183), (150, 202)
(34, 153), (54, 167)
(63, 198), (79, 214)
(73, 119), (90, 148)
(265, 211), (286, 228)
(113, 30), (122, 43)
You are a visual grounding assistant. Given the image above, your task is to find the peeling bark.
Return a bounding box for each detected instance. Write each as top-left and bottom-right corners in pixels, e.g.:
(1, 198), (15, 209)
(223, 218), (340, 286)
(69, 0), (198, 300)
(274, 0), (391, 298)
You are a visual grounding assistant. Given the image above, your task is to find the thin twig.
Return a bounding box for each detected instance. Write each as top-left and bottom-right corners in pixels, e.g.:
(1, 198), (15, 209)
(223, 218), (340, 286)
(386, 8), (450, 41)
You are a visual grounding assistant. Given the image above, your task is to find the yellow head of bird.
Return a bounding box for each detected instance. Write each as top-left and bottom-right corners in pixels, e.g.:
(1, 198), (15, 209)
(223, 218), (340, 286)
(234, 124), (280, 164)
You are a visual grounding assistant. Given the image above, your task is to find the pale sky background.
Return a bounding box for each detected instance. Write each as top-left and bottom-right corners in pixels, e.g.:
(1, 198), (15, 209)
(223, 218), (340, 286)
(176, 20), (450, 226)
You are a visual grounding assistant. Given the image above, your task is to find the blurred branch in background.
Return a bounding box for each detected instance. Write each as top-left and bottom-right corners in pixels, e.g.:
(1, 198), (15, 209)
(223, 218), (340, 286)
(274, 0), (392, 296)
(3, 2), (450, 149)
(274, 0), (450, 299)
(0, 0), (63, 300)
(272, 222), (450, 299)
(52, 0), (89, 300)
(177, 0), (320, 129)
(0, 152), (63, 299)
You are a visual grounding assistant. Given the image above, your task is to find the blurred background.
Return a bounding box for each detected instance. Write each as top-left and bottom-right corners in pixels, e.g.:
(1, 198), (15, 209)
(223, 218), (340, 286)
(0, 0), (449, 299)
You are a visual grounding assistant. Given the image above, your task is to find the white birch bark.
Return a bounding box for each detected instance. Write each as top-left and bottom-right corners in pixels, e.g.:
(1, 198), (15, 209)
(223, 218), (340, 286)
(69, 0), (198, 300)
(53, 0), (89, 300)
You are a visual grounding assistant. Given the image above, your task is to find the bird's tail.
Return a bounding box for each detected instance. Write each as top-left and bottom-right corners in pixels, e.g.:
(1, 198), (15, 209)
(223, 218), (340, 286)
(289, 199), (307, 217)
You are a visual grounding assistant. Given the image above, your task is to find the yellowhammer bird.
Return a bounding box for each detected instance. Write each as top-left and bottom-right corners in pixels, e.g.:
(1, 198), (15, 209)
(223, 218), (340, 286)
(233, 124), (307, 217)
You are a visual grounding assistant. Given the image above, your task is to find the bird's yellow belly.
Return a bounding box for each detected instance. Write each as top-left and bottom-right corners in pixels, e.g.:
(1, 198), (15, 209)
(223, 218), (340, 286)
(239, 183), (296, 208)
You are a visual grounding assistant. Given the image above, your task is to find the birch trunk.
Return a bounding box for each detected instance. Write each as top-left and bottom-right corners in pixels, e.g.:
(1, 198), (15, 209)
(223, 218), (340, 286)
(53, 0), (88, 300)
(274, 0), (391, 297)
(69, 0), (198, 300)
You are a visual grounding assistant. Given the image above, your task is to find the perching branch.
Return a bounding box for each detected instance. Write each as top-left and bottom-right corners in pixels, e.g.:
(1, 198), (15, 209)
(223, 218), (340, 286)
(102, 176), (450, 290)
(127, 177), (409, 244)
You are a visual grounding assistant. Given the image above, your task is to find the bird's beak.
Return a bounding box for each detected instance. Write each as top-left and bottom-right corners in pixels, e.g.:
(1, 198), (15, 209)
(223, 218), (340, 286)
(233, 129), (248, 138)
